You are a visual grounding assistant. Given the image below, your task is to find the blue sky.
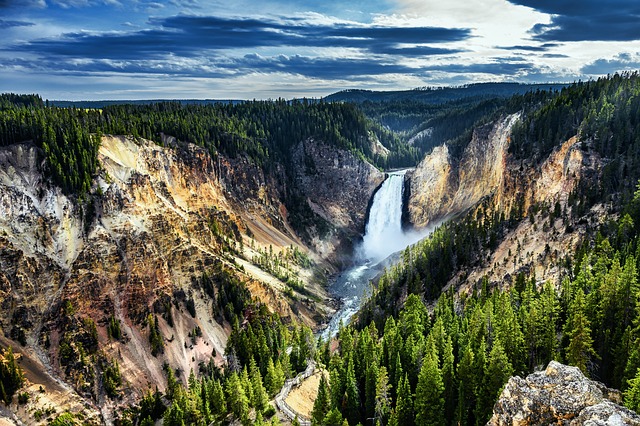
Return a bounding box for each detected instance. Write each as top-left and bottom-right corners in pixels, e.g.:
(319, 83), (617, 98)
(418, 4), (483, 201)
(1, 0), (639, 100)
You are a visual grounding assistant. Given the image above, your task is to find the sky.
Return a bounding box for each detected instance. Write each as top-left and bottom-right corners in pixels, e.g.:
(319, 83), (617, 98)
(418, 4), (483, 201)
(1, 0), (640, 100)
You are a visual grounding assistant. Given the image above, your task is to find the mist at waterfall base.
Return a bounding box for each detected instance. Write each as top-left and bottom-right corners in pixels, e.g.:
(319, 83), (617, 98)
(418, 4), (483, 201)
(321, 171), (433, 340)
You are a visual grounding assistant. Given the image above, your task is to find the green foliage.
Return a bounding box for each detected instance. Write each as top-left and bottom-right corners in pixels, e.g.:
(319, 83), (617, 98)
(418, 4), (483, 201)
(0, 347), (25, 404)
(414, 348), (444, 426)
(17, 391), (29, 404)
(322, 408), (345, 426)
(148, 314), (164, 356)
(625, 368), (640, 412)
(312, 374), (330, 425)
(107, 315), (122, 341)
(321, 198), (640, 425)
(564, 288), (596, 375)
(252, 244), (308, 291)
(0, 93), (45, 109)
(0, 94), (416, 202)
(49, 412), (78, 426)
(138, 387), (166, 421)
(102, 358), (122, 399)
(511, 72), (640, 204)
(225, 372), (250, 424)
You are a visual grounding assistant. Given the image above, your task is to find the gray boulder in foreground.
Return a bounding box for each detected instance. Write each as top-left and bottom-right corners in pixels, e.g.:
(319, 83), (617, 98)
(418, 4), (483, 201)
(488, 360), (640, 425)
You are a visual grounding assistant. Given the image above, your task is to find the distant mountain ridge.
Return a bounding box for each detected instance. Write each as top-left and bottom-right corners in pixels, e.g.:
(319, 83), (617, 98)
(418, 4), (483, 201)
(324, 82), (569, 104)
(49, 83), (569, 109)
(49, 99), (244, 109)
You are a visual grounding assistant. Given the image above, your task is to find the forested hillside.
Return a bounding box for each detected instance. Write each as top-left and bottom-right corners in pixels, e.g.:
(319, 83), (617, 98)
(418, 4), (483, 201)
(91, 74), (640, 426)
(325, 83), (567, 104)
(0, 96), (418, 196)
(338, 84), (563, 165)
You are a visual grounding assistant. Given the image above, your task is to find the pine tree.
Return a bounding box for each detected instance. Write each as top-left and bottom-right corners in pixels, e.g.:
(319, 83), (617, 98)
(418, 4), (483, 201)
(395, 374), (414, 426)
(441, 334), (456, 423)
(265, 358), (279, 396)
(0, 347), (24, 403)
(472, 338), (487, 425)
(344, 356), (361, 426)
(312, 374), (330, 425)
(477, 339), (513, 423)
(225, 372), (249, 424)
(329, 367), (343, 409)
(163, 402), (185, 426)
(166, 367), (179, 401)
(322, 408), (345, 426)
(494, 291), (525, 373)
(208, 379), (226, 421)
(564, 288), (597, 375)
(456, 344), (475, 426)
(140, 416), (154, 426)
(241, 367), (254, 407)
(254, 412), (266, 426)
(625, 368), (640, 414)
(365, 363), (379, 421)
(250, 361), (268, 412)
(374, 366), (392, 425)
(414, 351), (444, 426)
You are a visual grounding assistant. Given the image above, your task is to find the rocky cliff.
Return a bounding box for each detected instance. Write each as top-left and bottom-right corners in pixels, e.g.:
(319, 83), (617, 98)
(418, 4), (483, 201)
(489, 361), (640, 425)
(0, 134), (381, 424)
(291, 138), (385, 261)
(407, 114), (518, 227)
(407, 113), (607, 289)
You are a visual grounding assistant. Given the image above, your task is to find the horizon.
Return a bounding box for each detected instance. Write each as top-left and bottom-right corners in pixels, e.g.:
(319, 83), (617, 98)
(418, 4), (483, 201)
(1, 0), (639, 100)
(29, 81), (576, 103)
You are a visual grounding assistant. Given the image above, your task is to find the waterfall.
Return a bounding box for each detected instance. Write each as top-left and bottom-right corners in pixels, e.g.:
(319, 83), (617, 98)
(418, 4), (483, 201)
(321, 169), (435, 339)
(358, 170), (407, 263)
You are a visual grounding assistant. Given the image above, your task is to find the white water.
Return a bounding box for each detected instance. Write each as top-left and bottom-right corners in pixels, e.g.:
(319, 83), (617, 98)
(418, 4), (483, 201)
(321, 169), (431, 340)
(358, 171), (407, 263)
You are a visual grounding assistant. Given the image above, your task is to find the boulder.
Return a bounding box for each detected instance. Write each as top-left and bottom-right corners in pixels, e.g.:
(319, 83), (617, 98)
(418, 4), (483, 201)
(488, 361), (640, 425)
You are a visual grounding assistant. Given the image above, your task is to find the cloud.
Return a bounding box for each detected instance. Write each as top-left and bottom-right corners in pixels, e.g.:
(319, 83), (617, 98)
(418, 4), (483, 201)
(1, 51), (419, 80)
(7, 14), (470, 61)
(498, 43), (558, 52)
(0, 19), (35, 28)
(49, 0), (122, 7)
(507, 0), (640, 42)
(0, 0), (45, 8)
(233, 54), (417, 78)
(581, 53), (640, 75)
(421, 60), (535, 75)
(168, 0), (200, 7)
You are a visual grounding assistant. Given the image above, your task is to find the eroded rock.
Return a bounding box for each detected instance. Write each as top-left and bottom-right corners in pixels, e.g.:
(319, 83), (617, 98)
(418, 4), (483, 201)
(488, 361), (640, 425)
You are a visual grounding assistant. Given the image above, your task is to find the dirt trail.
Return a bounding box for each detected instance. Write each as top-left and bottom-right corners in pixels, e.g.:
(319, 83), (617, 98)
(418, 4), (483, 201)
(284, 370), (326, 419)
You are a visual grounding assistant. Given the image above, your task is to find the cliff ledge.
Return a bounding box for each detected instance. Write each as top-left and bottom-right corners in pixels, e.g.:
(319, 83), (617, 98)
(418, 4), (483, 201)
(489, 361), (640, 425)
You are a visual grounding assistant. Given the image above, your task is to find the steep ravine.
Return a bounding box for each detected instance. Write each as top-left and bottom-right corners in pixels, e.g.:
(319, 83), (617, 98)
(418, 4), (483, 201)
(0, 135), (381, 424)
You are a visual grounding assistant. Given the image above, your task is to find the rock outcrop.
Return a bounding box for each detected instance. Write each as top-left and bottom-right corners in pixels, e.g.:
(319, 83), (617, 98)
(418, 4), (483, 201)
(489, 361), (640, 425)
(407, 114), (518, 228)
(291, 138), (385, 260)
